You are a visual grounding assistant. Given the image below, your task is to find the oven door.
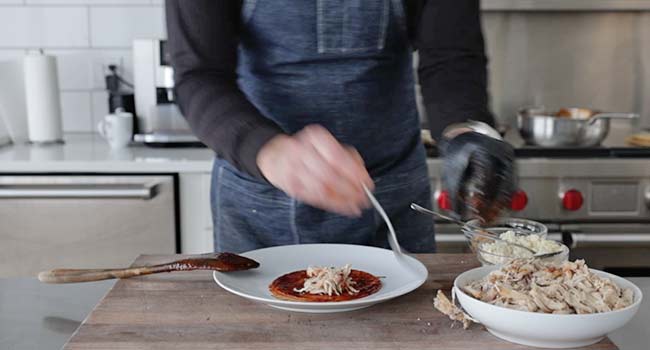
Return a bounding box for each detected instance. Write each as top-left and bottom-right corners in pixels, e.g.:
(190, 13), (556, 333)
(434, 223), (471, 253)
(561, 223), (650, 276)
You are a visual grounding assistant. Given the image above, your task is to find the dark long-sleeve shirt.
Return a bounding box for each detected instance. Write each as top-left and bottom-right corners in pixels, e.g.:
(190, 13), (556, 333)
(165, 0), (493, 180)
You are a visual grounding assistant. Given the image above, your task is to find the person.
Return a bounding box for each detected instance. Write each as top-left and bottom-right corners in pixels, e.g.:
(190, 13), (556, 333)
(165, 0), (515, 253)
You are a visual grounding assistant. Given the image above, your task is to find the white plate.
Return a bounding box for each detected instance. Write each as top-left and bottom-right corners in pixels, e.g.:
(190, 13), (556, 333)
(213, 244), (428, 313)
(454, 265), (643, 348)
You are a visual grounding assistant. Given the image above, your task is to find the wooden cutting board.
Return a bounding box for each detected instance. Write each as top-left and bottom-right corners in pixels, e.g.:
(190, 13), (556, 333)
(64, 254), (617, 350)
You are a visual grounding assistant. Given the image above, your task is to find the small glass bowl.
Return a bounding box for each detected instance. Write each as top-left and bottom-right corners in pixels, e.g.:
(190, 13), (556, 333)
(462, 217), (548, 248)
(463, 217), (548, 237)
(476, 242), (570, 266)
(461, 217), (556, 265)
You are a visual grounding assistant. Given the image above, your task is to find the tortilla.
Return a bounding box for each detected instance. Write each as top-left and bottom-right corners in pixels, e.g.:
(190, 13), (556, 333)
(269, 269), (382, 302)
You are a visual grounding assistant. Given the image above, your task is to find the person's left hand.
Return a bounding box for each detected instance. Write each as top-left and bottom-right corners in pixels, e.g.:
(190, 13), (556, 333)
(439, 131), (516, 223)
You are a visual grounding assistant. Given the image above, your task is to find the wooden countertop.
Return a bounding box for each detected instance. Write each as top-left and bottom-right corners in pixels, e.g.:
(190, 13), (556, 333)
(64, 254), (617, 350)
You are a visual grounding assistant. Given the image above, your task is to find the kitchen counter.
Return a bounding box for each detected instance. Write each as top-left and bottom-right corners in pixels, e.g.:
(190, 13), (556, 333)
(1, 256), (647, 350)
(0, 134), (215, 173)
(2, 133), (650, 177)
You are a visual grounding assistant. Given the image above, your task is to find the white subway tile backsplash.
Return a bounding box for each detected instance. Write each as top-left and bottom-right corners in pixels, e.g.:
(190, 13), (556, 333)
(43, 49), (132, 91)
(90, 49), (132, 89)
(90, 6), (165, 48)
(0, 49), (26, 62)
(91, 90), (108, 128)
(0, 7), (88, 48)
(60, 91), (92, 132)
(46, 50), (94, 90)
(1, 3), (161, 132)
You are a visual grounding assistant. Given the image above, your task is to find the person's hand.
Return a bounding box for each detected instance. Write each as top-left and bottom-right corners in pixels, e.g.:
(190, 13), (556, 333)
(257, 124), (374, 217)
(439, 131), (516, 223)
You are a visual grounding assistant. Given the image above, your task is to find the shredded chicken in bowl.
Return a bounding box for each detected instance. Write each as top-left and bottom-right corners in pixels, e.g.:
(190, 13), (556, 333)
(466, 259), (634, 314)
(434, 259), (635, 327)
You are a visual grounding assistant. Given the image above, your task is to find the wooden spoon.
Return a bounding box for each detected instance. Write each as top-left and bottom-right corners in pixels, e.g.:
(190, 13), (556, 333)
(38, 252), (260, 283)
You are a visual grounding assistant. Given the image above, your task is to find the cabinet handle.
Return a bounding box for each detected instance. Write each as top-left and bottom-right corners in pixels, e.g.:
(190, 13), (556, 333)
(434, 233), (563, 243)
(435, 234), (467, 243)
(570, 233), (650, 245)
(0, 183), (157, 199)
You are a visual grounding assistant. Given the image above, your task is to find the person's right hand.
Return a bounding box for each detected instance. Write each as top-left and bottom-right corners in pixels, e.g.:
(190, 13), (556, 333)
(256, 125), (374, 217)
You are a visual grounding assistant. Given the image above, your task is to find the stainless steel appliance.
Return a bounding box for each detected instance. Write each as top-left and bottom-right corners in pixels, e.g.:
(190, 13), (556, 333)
(429, 138), (650, 275)
(517, 106), (639, 147)
(0, 175), (177, 277)
(132, 39), (200, 145)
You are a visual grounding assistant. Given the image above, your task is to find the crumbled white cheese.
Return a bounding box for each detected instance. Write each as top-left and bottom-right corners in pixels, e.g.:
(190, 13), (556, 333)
(480, 230), (561, 265)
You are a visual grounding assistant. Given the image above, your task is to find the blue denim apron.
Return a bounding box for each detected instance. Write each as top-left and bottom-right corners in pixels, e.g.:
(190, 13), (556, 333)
(211, 0), (435, 253)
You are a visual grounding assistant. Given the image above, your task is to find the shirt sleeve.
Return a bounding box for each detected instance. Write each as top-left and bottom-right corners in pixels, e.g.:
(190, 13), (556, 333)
(165, 0), (285, 180)
(415, 0), (495, 141)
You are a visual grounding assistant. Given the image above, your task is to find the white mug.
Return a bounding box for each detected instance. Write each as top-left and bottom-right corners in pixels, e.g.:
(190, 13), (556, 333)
(97, 109), (133, 149)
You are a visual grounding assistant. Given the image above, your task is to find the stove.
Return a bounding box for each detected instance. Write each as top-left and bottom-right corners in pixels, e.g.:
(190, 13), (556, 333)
(427, 128), (650, 275)
(427, 146), (650, 159)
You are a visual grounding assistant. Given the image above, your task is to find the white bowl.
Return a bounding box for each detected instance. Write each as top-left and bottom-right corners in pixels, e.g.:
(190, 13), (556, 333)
(453, 265), (643, 348)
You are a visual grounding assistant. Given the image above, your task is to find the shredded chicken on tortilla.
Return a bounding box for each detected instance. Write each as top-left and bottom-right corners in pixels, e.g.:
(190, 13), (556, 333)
(464, 259), (634, 314)
(293, 264), (360, 296)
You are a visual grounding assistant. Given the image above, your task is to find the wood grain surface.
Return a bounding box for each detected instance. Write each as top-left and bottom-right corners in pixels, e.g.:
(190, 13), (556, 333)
(64, 254), (617, 350)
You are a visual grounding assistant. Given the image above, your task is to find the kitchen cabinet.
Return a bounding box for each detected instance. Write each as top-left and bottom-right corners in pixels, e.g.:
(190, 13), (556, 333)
(0, 134), (216, 277)
(0, 175), (176, 277)
(178, 173), (214, 254)
(0, 171), (216, 277)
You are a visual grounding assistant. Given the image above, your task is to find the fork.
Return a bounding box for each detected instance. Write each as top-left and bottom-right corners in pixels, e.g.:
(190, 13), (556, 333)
(363, 184), (403, 256)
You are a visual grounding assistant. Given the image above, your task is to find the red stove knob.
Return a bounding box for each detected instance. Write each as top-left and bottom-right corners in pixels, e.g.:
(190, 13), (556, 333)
(437, 190), (452, 211)
(510, 190), (528, 211)
(562, 189), (584, 211)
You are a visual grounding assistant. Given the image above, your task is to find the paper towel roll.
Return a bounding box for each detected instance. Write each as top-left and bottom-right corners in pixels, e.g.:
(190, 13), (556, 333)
(23, 52), (64, 144)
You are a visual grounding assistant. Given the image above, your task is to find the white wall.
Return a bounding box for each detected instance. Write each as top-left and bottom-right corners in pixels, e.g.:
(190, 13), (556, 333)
(0, 0), (165, 133)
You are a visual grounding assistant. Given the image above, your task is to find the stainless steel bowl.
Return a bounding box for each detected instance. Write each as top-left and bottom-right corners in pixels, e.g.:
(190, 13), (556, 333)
(517, 107), (638, 147)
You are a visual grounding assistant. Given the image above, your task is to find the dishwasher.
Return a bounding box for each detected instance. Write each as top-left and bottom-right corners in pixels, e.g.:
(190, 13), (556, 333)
(0, 175), (177, 277)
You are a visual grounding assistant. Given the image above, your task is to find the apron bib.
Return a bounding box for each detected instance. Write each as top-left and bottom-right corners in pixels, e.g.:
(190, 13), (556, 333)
(212, 0), (435, 253)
